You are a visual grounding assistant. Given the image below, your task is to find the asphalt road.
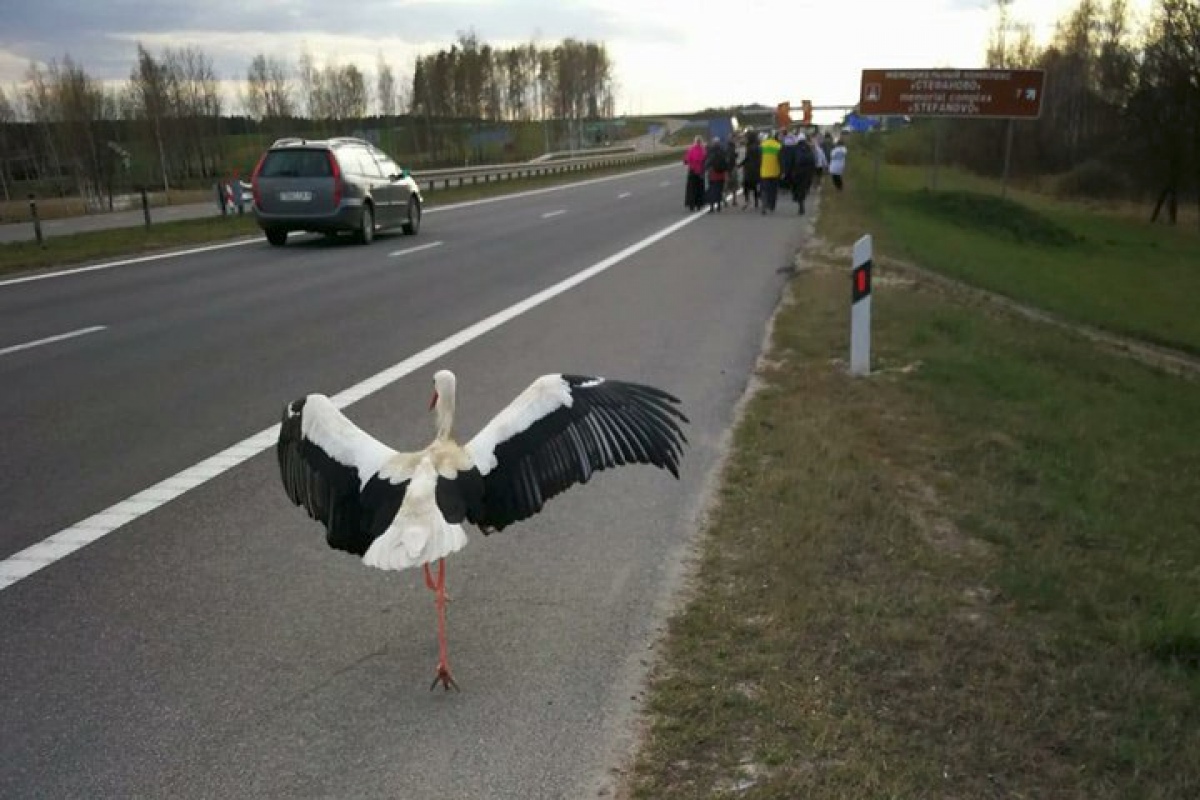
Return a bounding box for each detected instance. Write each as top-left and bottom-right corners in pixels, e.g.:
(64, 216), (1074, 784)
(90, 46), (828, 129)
(0, 165), (808, 799)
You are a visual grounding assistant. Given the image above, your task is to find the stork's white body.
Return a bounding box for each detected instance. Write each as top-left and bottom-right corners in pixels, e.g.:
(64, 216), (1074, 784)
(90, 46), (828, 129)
(363, 457), (469, 570)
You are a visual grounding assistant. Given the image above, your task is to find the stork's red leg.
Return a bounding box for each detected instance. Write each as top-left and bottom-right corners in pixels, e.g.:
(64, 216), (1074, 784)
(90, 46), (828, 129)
(423, 559), (459, 692)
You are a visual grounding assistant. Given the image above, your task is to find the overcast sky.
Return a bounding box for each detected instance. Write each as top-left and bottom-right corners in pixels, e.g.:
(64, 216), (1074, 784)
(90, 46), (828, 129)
(0, 0), (1155, 121)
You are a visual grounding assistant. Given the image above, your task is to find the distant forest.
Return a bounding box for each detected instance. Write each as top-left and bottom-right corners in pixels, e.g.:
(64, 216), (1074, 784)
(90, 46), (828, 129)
(0, 32), (615, 202)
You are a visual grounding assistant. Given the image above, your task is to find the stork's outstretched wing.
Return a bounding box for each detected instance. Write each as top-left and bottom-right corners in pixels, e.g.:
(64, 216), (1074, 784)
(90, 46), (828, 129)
(277, 394), (414, 555)
(463, 375), (688, 532)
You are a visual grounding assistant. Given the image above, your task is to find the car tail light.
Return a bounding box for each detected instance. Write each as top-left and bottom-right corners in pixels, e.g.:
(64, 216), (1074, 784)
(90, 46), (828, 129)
(250, 153), (266, 208)
(328, 151), (342, 208)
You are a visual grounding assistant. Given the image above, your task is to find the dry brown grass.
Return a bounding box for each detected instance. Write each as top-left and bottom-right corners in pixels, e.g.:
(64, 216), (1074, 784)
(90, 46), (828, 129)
(624, 181), (1200, 798)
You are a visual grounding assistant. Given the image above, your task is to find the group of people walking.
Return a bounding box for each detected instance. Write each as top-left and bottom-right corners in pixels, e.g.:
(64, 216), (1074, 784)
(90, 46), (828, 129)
(684, 129), (847, 216)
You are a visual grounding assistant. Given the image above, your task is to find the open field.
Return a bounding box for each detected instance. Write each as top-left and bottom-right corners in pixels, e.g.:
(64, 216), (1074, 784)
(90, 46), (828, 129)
(624, 162), (1200, 797)
(0, 153), (679, 276)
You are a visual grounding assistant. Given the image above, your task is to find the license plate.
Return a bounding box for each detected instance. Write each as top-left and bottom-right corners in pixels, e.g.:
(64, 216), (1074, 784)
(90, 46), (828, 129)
(279, 191), (312, 202)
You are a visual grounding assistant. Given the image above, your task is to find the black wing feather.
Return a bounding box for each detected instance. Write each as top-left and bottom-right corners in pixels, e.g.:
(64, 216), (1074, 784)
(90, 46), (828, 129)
(466, 376), (688, 532)
(276, 396), (408, 556)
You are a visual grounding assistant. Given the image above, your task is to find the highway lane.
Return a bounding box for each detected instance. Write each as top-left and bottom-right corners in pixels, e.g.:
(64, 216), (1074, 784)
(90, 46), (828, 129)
(0, 166), (692, 558)
(0, 164), (809, 799)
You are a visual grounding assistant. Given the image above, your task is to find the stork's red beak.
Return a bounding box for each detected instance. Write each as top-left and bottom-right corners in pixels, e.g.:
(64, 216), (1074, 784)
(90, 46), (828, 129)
(429, 390), (438, 411)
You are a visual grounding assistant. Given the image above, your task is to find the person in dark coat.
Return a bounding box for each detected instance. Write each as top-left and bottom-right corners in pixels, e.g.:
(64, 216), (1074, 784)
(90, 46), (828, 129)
(704, 137), (729, 213)
(724, 137), (740, 207)
(787, 134), (817, 214)
(740, 131), (762, 210)
(778, 132), (796, 193)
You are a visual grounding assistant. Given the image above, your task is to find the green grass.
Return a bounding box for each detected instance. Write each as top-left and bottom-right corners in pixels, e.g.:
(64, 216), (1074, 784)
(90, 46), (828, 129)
(0, 154), (680, 277)
(0, 215), (262, 274)
(859, 163), (1200, 355)
(625, 169), (1200, 798)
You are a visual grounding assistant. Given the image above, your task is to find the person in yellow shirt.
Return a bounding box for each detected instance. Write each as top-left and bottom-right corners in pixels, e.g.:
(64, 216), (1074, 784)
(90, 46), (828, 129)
(759, 131), (783, 214)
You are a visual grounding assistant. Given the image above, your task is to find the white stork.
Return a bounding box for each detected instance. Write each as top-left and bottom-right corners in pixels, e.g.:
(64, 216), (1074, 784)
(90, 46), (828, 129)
(276, 370), (688, 690)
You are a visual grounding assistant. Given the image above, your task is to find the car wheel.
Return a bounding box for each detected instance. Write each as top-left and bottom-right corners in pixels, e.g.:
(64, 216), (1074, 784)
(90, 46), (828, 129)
(357, 204), (375, 245)
(402, 197), (421, 235)
(266, 228), (287, 246)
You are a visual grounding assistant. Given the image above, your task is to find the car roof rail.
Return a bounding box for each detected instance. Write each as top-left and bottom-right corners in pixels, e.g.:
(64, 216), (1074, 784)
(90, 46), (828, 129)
(270, 137), (309, 147)
(328, 136), (371, 147)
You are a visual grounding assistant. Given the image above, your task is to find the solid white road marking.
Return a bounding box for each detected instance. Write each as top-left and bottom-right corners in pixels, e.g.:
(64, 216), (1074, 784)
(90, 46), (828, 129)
(388, 241), (444, 258)
(0, 208), (710, 592)
(0, 239), (260, 288)
(541, 210), (567, 219)
(0, 325), (107, 357)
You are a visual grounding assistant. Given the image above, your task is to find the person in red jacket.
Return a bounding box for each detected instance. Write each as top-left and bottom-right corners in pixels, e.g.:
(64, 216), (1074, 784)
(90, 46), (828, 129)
(683, 136), (707, 211)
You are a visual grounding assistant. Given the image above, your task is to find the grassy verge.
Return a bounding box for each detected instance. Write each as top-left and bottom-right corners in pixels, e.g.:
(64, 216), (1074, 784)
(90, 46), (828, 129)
(625, 171), (1200, 797)
(859, 162), (1200, 355)
(0, 155), (679, 277)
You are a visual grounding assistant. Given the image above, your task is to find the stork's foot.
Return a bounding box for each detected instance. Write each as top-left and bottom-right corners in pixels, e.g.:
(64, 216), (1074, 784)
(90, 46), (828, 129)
(430, 662), (460, 692)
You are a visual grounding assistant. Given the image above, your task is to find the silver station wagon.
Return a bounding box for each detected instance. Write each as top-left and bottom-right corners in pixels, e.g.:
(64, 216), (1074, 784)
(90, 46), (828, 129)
(250, 137), (423, 246)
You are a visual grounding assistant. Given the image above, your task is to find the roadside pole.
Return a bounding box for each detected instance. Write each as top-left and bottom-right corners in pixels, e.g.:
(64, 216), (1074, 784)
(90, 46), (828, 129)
(850, 235), (873, 377)
(28, 195), (45, 248)
(872, 126), (882, 191)
(1001, 118), (1015, 199)
(931, 120), (942, 191)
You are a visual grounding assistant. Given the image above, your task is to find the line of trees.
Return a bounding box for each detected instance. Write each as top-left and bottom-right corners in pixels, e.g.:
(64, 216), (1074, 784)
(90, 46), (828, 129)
(0, 33), (617, 205)
(942, 0), (1199, 223)
(409, 33), (614, 122)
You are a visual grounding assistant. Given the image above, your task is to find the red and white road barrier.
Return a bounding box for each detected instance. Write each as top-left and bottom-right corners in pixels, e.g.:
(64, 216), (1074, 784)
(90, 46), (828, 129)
(850, 235), (872, 376)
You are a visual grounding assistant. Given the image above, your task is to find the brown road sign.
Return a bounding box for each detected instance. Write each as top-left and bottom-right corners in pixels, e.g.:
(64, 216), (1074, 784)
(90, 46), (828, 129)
(859, 69), (1045, 118)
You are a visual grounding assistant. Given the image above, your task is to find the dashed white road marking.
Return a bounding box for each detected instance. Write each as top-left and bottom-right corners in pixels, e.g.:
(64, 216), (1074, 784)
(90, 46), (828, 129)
(541, 210), (567, 219)
(618, 192), (632, 199)
(0, 325), (107, 357)
(388, 241), (444, 258)
(0, 208), (710, 592)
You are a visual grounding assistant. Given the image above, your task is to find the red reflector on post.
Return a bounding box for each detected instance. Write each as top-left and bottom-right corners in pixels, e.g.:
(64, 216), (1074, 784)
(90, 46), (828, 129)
(852, 260), (872, 303)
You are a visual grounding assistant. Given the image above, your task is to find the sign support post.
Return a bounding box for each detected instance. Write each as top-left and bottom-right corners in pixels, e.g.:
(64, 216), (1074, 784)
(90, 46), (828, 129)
(1002, 118), (1015, 198)
(850, 235), (873, 377)
(858, 68), (1044, 199)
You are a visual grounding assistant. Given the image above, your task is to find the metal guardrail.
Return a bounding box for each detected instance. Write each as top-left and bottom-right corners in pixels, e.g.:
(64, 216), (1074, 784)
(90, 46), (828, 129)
(410, 148), (680, 191)
(7, 147), (684, 246)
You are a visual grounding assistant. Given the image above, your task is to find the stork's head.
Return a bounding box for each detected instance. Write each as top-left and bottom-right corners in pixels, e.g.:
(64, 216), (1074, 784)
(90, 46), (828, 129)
(430, 370), (456, 410)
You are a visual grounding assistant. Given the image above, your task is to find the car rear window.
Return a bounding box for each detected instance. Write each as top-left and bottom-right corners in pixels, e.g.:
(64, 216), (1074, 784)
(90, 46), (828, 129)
(259, 149), (333, 178)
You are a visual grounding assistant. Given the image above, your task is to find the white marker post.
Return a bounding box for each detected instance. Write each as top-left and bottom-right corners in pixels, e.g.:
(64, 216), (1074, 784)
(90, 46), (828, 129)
(850, 234), (873, 376)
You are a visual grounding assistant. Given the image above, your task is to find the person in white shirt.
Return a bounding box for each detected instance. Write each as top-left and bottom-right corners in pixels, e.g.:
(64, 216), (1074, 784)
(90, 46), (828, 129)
(812, 136), (828, 188)
(829, 140), (848, 191)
